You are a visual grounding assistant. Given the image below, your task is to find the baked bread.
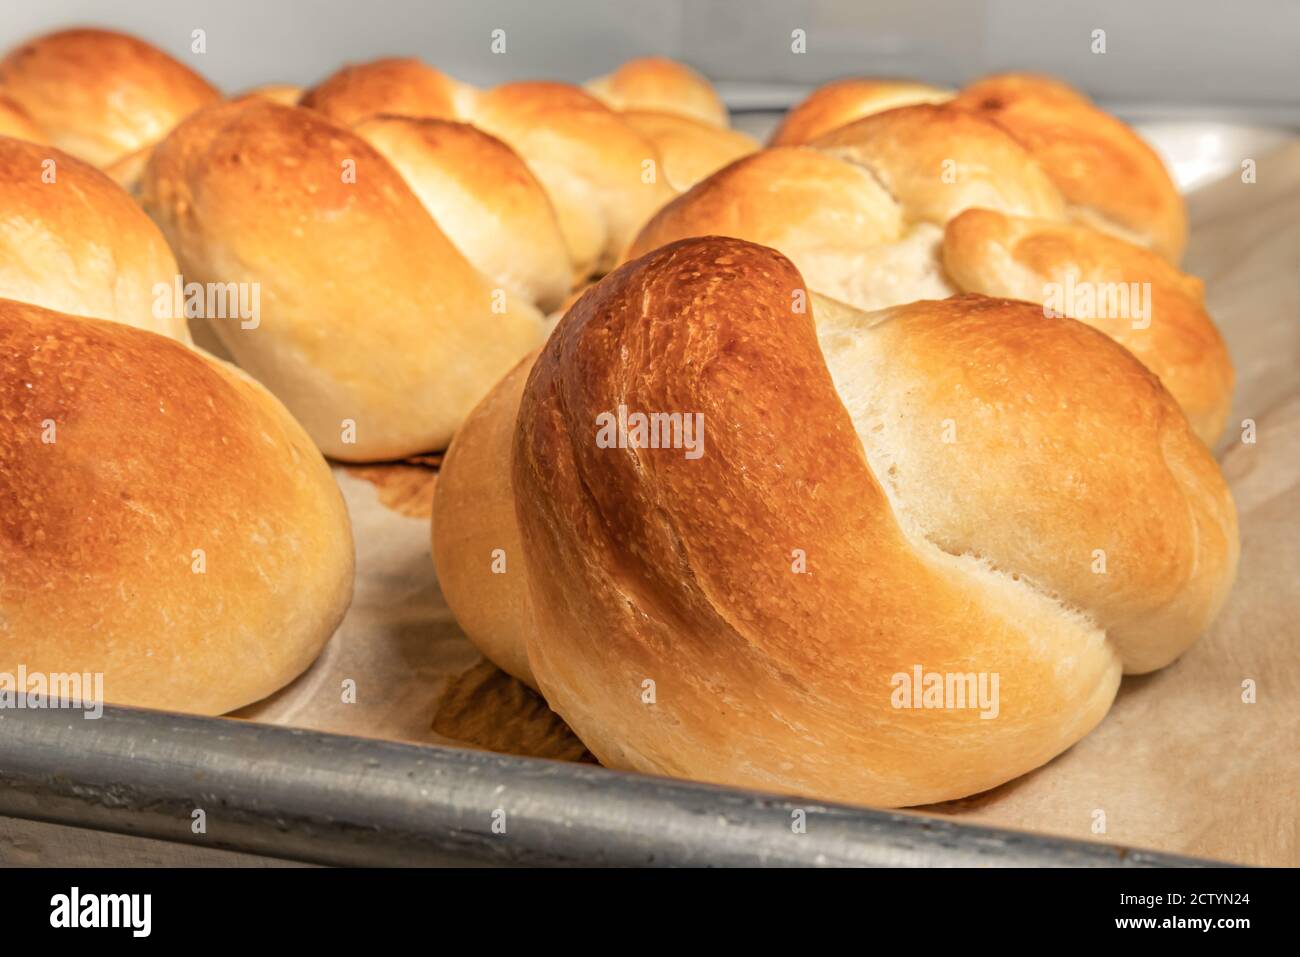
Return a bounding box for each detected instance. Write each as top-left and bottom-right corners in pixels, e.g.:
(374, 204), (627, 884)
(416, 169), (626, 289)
(353, 115), (573, 311)
(107, 85), (310, 196)
(775, 72), (1185, 261)
(628, 103), (1232, 444)
(0, 91), (43, 142)
(432, 236), (1239, 807)
(298, 57), (473, 125)
(942, 208), (1231, 442)
(463, 81), (675, 277)
(299, 57), (732, 276)
(0, 299), (354, 715)
(585, 57), (729, 127)
(240, 83), (305, 106)
(432, 353), (538, 687)
(768, 78), (953, 146)
(0, 135), (189, 341)
(618, 110), (758, 192)
(0, 27), (220, 169)
(948, 74), (1187, 262)
(140, 99), (547, 461)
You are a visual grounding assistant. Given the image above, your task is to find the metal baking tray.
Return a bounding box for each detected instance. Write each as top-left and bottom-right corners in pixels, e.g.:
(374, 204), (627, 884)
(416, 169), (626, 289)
(0, 703), (1212, 867)
(1, 118), (1288, 869)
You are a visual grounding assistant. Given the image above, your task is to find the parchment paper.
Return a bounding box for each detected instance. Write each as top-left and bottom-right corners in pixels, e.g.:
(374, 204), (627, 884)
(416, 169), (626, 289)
(237, 140), (1300, 867)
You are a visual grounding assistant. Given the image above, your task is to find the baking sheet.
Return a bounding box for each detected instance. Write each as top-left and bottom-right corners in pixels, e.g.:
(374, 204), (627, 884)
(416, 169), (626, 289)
(237, 137), (1300, 867)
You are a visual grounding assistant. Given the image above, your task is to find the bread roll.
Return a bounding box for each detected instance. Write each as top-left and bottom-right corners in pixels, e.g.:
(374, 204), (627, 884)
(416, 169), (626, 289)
(0, 92), (43, 142)
(0, 28), (219, 168)
(627, 104), (1233, 444)
(470, 82), (675, 276)
(943, 208), (1232, 441)
(298, 57), (473, 126)
(628, 146), (941, 308)
(102, 87), (305, 197)
(432, 354), (538, 687)
(240, 83), (304, 106)
(435, 236), (1237, 807)
(949, 73), (1187, 261)
(300, 60), (677, 277)
(769, 78), (953, 146)
(0, 136), (188, 341)
(619, 110), (758, 192)
(0, 300), (354, 715)
(353, 116), (573, 311)
(141, 99), (546, 460)
(776, 72), (1185, 261)
(586, 57), (729, 127)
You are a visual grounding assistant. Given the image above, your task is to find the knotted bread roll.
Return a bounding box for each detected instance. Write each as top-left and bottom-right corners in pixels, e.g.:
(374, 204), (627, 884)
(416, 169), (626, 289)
(585, 56), (730, 127)
(617, 110), (758, 193)
(768, 77), (954, 145)
(0, 300), (354, 714)
(583, 59), (759, 193)
(141, 98), (548, 460)
(352, 115), (573, 311)
(0, 135), (188, 342)
(432, 236), (1239, 807)
(0, 27), (219, 169)
(775, 72), (1186, 261)
(299, 56), (748, 275)
(629, 101), (1232, 444)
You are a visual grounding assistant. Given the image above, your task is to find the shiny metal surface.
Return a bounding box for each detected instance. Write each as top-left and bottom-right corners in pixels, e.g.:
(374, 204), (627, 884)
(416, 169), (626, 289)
(0, 704), (1219, 867)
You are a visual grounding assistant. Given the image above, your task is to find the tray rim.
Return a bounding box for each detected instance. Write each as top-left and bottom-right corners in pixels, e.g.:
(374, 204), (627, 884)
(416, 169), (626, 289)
(0, 701), (1229, 867)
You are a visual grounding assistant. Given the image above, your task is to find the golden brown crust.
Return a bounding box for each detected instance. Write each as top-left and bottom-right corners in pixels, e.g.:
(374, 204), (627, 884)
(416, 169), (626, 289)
(432, 353), (538, 687)
(298, 57), (472, 126)
(0, 28), (219, 167)
(811, 104), (1068, 225)
(0, 300), (354, 714)
(470, 82), (675, 275)
(240, 83), (303, 106)
(943, 208), (1232, 443)
(619, 109), (758, 192)
(0, 135), (188, 340)
(628, 107), (1068, 311)
(301, 59), (675, 277)
(625, 102), (1225, 434)
(949, 73), (1187, 261)
(586, 57), (728, 127)
(626, 146), (928, 307)
(772, 72), (1186, 262)
(488, 236), (1237, 806)
(0, 91), (43, 142)
(141, 99), (545, 460)
(628, 146), (901, 258)
(354, 115), (574, 310)
(769, 78), (953, 146)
